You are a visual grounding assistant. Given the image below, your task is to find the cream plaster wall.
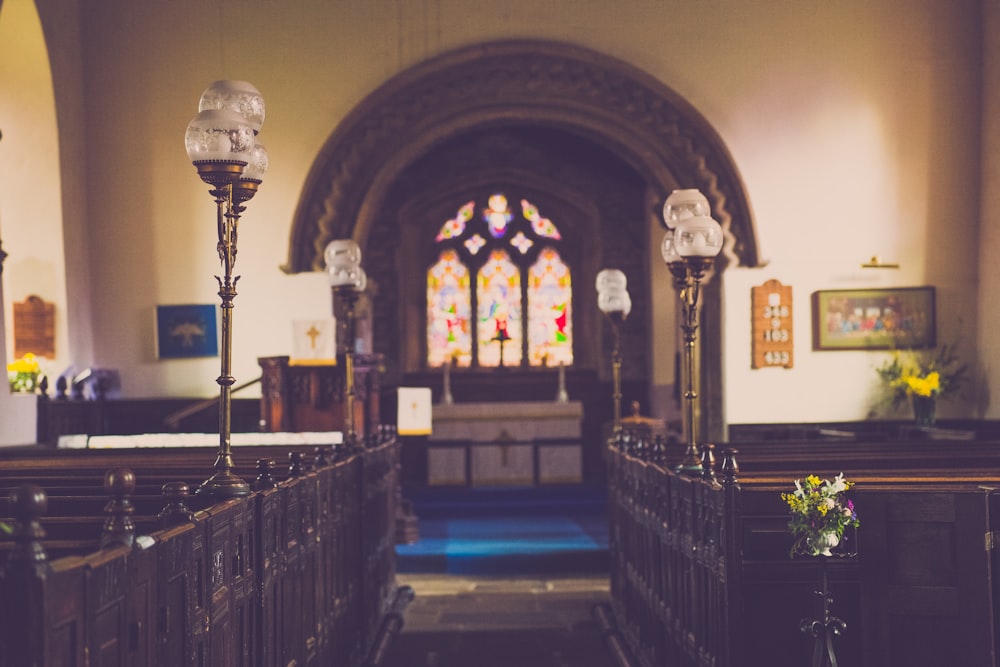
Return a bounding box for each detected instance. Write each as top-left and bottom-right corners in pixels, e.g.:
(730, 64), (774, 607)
(7, 0), (990, 425)
(978, 0), (1000, 420)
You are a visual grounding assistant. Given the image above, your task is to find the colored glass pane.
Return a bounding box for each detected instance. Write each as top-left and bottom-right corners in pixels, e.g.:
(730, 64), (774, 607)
(483, 193), (512, 239)
(435, 201), (475, 241)
(464, 233), (486, 255)
(521, 198), (561, 239)
(527, 247), (573, 366)
(427, 249), (472, 367)
(476, 249), (522, 367)
(510, 231), (533, 254)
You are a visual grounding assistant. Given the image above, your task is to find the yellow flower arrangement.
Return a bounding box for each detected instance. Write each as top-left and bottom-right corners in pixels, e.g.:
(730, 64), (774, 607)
(7, 353), (42, 393)
(875, 343), (966, 411)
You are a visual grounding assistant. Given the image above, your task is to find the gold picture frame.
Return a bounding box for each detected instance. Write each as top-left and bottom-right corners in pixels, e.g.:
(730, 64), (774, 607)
(812, 287), (936, 351)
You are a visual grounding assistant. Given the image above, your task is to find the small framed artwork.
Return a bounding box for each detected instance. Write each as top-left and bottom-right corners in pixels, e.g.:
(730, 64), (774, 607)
(155, 304), (219, 359)
(812, 287), (936, 351)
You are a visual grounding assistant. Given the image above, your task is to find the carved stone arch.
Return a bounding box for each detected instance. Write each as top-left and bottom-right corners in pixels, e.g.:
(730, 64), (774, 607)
(285, 39), (758, 274)
(287, 39), (759, 443)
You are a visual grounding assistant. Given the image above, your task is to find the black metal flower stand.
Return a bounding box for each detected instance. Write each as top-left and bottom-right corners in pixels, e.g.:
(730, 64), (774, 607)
(799, 555), (847, 667)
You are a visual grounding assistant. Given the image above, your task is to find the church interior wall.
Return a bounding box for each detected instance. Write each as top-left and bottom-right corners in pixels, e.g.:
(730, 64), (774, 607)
(977, 0), (1000, 422)
(0, 0), (993, 429)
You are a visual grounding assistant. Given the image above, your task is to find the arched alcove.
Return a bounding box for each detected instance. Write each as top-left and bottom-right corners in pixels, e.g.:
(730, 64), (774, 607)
(286, 39), (759, 441)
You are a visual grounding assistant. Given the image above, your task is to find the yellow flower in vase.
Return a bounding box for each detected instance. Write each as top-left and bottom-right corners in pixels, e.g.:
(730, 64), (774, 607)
(903, 371), (939, 397)
(7, 353), (42, 393)
(876, 343), (966, 424)
(781, 473), (860, 557)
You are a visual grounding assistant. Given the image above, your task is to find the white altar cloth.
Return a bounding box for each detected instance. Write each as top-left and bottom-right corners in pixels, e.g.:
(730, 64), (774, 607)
(427, 401), (584, 486)
(430, 400), (583, 441)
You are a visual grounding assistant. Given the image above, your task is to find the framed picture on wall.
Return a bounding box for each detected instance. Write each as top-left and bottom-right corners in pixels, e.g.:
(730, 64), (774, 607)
(155, 304), (219, 359)
(812, 287), (936, 350)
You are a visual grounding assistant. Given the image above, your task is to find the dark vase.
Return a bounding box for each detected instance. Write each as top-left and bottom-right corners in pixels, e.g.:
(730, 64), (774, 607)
(912, 394), (937, 426)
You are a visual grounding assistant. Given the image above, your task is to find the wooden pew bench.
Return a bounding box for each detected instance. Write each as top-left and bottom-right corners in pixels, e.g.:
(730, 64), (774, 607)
(605, 432), (1000, 667)
(0, 436), (404, 667)
(0, 442), (339, 553)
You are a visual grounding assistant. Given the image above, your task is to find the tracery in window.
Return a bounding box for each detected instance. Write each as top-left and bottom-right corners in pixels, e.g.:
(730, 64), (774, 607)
(435, 201), (474, 241)
(483, 194), (512, 238)
(522, 199), (561, 239)
(426, 193), (573, 368)
(509, 231), (533, 254)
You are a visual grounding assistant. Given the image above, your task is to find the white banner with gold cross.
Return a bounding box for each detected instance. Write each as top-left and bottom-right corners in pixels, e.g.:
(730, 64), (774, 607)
(292, 318), (336, 363)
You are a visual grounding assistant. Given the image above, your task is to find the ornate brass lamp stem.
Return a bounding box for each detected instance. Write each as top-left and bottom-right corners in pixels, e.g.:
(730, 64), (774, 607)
(185, 81), (267, 499)
(607, 311), (625, 433)
(195, 165), (250, 498)
(335, 286), (360, 446)
(673, 257), (712, 476)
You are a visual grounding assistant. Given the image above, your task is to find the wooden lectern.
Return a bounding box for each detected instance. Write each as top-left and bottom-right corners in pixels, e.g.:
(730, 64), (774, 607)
(258, 355), (382, 437)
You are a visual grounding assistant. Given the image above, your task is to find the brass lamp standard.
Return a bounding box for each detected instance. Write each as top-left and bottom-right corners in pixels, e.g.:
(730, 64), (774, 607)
(185, 81), (268, 498)
(596, 269), (632, 433)
(661, 189), (723, 476)
(326, 239), (368, 447)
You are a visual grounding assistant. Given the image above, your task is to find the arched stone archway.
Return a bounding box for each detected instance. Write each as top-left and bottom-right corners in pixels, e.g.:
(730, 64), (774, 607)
(285, 39), (758, 273)
(286, 39), (760, 442)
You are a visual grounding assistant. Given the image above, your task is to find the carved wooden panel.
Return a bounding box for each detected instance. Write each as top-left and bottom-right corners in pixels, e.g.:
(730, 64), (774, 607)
(85, 547), (129, 665)
(858, 490), (995, 666)
(157, 522), (199, 666)
(255, 486), (283, 665)
(257, 355), (382, 438)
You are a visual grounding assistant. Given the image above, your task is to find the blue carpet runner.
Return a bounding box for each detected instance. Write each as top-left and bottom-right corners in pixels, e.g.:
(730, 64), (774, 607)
(395, 485), (610, 575)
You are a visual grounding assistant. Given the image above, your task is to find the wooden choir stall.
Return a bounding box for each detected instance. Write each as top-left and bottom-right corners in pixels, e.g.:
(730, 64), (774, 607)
(604, 424), (1000, 667)
(0, 354), (408, 667)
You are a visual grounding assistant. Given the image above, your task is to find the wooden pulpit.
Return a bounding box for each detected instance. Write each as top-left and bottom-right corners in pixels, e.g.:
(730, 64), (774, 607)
(258, 355), (382, 437)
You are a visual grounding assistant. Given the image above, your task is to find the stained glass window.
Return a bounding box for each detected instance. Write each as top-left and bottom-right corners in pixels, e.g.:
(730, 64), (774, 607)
(436, 201), (475, 241)
(483, 194), (512, 238)
(510, 231), (533, 254)
(476, 250), (522, 367)
(427, 249), (472, 366)
(427, 192), (572, 368)
(464, 234), (486, 255)
(528, 247), (573, 366)
(522, 199), (561, 239)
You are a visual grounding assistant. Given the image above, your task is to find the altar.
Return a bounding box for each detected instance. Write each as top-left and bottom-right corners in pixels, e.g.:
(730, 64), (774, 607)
(426, 400), (584, 487)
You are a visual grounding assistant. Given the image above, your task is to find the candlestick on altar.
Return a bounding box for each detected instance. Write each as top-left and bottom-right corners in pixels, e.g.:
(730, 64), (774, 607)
(556, 362), (569, 403)
(442, 358), (454, 405)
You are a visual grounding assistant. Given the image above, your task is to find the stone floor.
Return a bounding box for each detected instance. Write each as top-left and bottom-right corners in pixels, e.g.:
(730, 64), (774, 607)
(379, 574), (620, 667)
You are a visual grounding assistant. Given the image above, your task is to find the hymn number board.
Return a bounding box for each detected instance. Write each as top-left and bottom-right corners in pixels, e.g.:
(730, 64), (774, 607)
(751, 280), (793, 369)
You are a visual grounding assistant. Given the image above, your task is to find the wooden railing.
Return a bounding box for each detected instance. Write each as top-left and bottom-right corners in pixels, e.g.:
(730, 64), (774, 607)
(607, 437), (741, 667)
(0, 435), (402, 667)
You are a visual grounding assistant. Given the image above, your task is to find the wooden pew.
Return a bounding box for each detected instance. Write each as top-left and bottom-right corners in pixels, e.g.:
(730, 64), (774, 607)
(606, 429), (1000, 667)
(0, 434), (403, 667)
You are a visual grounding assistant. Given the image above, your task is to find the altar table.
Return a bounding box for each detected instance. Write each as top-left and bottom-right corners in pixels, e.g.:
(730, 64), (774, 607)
(426, 400), (584, 487)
